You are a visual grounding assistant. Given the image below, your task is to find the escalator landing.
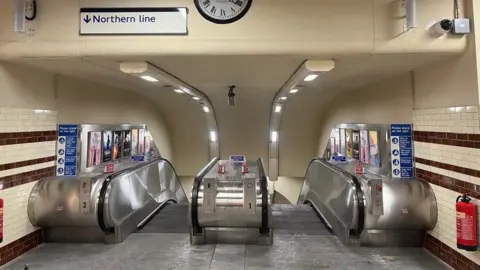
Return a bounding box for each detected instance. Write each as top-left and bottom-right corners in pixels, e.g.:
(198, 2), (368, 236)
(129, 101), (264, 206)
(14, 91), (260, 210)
(272, 204), (331, 235)
(135, 203), (189, 234)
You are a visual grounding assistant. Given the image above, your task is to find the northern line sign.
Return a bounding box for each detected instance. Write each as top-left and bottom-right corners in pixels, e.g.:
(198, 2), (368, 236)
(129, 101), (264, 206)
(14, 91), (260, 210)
(79, 7), (188, 36)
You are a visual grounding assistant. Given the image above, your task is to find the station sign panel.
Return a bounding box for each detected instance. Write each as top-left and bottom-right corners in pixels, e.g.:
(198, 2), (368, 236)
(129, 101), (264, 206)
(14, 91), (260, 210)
(390, 124), (414, 178)
(79, 7), (188, 36)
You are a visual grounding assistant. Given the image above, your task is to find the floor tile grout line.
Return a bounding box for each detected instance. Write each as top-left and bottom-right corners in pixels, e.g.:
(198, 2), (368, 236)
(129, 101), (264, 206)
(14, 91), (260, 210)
(208, 244), (217, 270)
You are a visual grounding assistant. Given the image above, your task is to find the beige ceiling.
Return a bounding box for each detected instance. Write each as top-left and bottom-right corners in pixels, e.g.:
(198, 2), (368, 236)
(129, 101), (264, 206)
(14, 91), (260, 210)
(11, 52), (454, 176)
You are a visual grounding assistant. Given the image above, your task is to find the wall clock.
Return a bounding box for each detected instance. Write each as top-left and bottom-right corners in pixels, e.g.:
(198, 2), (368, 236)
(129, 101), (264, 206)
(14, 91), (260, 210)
(194, 0), (252, 24)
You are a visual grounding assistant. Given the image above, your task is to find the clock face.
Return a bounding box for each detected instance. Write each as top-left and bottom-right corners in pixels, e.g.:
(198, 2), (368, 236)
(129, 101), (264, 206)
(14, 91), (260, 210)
(194, 0), (252, 24)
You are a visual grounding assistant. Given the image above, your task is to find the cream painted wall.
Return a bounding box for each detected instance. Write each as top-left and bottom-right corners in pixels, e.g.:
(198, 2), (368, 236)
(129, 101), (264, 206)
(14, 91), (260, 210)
(0, 0), (466, 58)
(0, 61), (55, 109)
(275, 176), (304, 204)
(317, 72), (414, 154)
(55, 75), (173, 161)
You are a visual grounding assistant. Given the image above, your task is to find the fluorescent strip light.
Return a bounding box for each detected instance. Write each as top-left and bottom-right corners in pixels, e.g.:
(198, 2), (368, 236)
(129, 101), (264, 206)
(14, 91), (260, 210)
(280, 97), (287, 101)
(289, 89), (299, 94)
(304, 74), (318, 82)
(174, 89), (184, 94)
(140, 75), (158, 82)
(203, 106), (210, 113)
(210, 131), (217, 142)
(275, 105), (282, 113)
(271, 131), (278, 142)
(193, 96), (200, 100)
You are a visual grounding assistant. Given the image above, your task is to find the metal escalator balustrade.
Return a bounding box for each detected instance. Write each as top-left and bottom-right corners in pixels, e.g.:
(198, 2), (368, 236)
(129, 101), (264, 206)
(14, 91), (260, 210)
(28, 157), (187, 244)
(189, 157), (273, 245)
(298, 157), (437, 247)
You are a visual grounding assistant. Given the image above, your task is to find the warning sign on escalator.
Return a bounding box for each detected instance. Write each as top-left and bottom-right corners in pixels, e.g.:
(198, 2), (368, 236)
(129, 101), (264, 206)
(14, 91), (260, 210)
(390, 124), (414, 178)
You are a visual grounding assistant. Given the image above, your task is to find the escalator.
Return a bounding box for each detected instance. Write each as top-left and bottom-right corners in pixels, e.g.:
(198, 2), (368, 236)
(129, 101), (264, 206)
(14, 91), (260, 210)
(135, 203), (189, 234)
(272, 204), (331, 236)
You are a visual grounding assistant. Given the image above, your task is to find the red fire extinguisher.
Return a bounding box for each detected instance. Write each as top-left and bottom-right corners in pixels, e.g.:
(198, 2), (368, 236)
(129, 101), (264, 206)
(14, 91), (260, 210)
(456, 195), (477, 251)
(0, 198), (3, 243)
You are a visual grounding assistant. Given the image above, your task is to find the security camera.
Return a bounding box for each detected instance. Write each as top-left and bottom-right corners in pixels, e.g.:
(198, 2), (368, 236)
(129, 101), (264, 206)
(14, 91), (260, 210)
(228, 85), (236, 106)
(428, 19), (453, 35)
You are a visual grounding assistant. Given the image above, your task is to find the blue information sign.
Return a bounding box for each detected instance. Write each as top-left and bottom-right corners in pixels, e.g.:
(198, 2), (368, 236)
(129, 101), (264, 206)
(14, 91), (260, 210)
(390, 124), (414, 178)
(57, 125), (78, 176)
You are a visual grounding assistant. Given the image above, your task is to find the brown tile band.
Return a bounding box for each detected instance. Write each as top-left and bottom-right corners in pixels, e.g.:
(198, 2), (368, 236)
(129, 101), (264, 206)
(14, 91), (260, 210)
(414, 131), (480, 149)
(0, 131), (57, 146)
(0, 229), (44, 266)
(416, 168), (480, 199)
(415, 157), (480, 178)
(425, 234), (479, 270)
(0, 166), (55, 190)
(0, 156), (55, 171)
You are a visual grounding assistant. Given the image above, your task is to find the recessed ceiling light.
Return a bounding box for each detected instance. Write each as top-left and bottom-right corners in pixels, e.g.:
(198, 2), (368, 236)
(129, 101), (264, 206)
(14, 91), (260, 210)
(193, 97), (200, 100)
(289, 89), (299, 94)
(203, 106), (210, 113)
(271, 131), (278, 143)
(275, 105), (282, 113)
(210, 131), (217, 142)
(280, 97), (287, 101)
(304, 74), (318, 82)
(140, 75), (158, 82)
(174, 89), (184, 94)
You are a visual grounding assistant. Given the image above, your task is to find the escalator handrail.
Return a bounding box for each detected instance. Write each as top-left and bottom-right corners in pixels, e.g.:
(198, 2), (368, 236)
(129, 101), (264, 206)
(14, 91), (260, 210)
(257, 158), (269, 234)
(191, 157), (220, 234)
(300, 157), (365, 237)
(97, 157), (184, 233)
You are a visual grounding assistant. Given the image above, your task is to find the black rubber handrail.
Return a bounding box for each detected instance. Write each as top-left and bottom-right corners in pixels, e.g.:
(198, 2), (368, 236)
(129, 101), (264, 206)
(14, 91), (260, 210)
(257, 158), (269, 235)
(97, 157), (184, 234)
(191, 157), (219, 234)
(300, 157), (365, 237)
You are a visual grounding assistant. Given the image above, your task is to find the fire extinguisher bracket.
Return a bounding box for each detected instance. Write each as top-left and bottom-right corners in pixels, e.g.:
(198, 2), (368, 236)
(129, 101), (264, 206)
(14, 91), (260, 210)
(456, 194), (478, 251)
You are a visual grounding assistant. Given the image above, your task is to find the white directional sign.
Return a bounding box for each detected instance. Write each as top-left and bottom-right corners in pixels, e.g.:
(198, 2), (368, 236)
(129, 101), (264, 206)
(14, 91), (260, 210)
(79, 8), (188, 36)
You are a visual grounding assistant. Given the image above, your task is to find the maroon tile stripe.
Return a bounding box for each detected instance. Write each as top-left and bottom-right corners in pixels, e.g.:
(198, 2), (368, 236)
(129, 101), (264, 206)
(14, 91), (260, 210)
(0, 156), (55, 172)
(425, 234), (479, 270)
(0, 166), (55, 190)
(414, 131), (480, 149)
(0, 229), (43, 266)
(0, 131), (57, 146)
(415, 157), (480, 178)
(416, 168), (480, 199)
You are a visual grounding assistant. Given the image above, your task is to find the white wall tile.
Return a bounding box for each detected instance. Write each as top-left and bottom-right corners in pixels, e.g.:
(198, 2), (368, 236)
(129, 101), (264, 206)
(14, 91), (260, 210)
(0, 181), (39, 248)
(0, 107), (57, 133)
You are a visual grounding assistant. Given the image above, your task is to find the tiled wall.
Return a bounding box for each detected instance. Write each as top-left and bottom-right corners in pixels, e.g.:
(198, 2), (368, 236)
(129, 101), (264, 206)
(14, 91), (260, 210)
(0, 107), (57, 266)
(413, 105), (480, 269)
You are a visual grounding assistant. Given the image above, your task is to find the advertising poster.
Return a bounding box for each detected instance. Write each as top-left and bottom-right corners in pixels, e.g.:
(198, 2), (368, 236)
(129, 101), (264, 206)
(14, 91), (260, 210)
(113, 131), (123, 160)
(131, 129), (139, 155)
(145, 133), (151, 156)
(340, 129), (346, 156)
(331, 129), (340, 153)
(352, 130), (360, 160)
(88, 132), (102, 167)
(391, 124), (414, 178)
(123, 130), (132, 157)
(139, 129), (145, 154)
(346, 129), (353, 158)
(57, 125), (78, 176)
(360, 130), (370, 164)
(102, 131), (113, 163)
(369, 131), (380, 166)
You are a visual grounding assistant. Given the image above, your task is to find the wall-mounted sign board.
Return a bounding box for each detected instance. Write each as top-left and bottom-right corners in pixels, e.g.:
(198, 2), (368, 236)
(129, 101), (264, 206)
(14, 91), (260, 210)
(390, 124), (414, 178)
(79, 7), (188, 36)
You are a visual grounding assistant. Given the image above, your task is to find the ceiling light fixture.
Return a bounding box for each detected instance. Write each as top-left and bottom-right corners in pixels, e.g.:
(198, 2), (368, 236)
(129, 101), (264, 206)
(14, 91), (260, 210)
(275, 105), (282, 113)
(193, 97), (200, 101)
(210, 131), (217, 142)
(140, 75), (158, 82)
(289, 89), (299, 94)
(203, 106), (210, 113)
(280, 97), (287, 101)
(271, 131), (278, 143)
(174, 89), (184, 94)
(304, 74), (319, 82)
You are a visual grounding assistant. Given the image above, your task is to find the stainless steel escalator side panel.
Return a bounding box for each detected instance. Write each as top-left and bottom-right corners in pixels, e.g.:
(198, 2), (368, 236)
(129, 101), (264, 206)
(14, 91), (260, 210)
(27, 158), (187, 243)
(297, 158), (362, 246)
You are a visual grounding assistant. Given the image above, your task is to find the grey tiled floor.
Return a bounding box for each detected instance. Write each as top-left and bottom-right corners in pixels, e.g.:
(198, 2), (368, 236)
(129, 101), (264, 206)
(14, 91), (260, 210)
(3, 234), (451, 270)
